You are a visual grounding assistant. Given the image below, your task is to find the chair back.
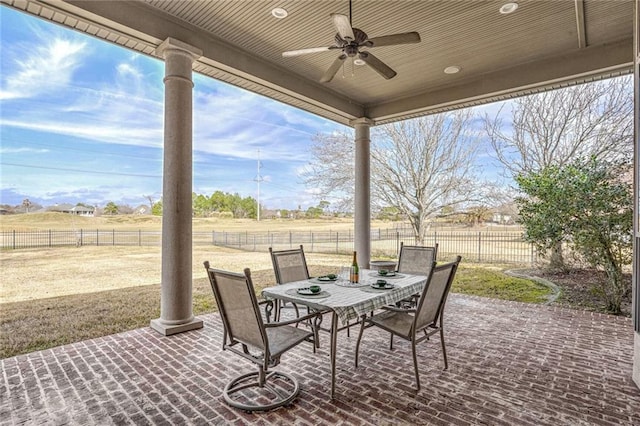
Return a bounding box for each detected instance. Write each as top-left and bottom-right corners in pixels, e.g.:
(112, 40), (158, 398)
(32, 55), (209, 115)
(269, 245), (310, 284)
(397, 242), (438, 276)
(413, 256), (461, 331)
(204, 262), (267, 351)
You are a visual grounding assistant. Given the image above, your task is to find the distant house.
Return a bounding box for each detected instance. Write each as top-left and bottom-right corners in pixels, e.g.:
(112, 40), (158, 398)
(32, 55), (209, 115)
(48, 204), (95, 217)
(491, 203), (518, 225)
(134, 205), (151, 215)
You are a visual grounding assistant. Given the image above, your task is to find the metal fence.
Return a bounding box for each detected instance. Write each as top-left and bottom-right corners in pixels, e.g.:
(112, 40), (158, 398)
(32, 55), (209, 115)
(1, 228), (537, 265)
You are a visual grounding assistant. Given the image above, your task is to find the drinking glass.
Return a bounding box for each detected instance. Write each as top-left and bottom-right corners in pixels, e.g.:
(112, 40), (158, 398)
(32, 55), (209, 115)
(338, 266), (350, 282)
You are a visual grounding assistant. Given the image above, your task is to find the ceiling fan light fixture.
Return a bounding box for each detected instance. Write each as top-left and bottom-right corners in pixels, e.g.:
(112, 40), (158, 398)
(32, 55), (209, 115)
(444, 65), (461, 74)
(499, 2), (519, 14)
(271, 7), (288, 19)
(353, 58), (366, 66)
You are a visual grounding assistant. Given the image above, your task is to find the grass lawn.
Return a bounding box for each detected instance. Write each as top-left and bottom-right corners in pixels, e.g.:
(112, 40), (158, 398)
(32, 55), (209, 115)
(0, 263), (551, 359)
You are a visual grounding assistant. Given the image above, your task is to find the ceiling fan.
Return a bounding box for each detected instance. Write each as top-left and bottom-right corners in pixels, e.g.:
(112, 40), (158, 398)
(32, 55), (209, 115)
(282, 1), (421, 83)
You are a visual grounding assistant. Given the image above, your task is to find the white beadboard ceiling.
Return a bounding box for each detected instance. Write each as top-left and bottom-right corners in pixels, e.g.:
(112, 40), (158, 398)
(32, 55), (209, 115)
(2, 0), (633, 126)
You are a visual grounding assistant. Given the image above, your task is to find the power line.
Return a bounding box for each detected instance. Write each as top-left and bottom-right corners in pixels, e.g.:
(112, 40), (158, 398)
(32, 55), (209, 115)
(0, 162), (162, 178)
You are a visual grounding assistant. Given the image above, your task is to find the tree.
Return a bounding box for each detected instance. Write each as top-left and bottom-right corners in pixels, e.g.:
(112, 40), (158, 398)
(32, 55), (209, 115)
(144, 195), (155, 210)
(303, 111), (482, 244)
(465, 206), (492, 227)
(516, 158), (632, 314)
(151, 200), (163, 216)
(103, 201), (119, 215)
(485, 76), (633, 267)
(22, 199), (32, 213)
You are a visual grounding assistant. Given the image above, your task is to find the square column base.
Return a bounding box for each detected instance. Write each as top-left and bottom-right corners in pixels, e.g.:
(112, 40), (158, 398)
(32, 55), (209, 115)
(150, 317), (204, 336)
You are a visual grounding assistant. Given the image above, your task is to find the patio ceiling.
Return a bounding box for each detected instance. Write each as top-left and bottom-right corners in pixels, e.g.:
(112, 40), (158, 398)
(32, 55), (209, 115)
(3, 0), (634, 126)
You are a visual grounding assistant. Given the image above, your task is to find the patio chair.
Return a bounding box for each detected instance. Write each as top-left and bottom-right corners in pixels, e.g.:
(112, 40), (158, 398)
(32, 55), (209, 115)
(269, 245), (310, 321)
(395, 242), (439, 307)
(204, 263), (319, 412)
(355, 256), (461, 391)
(397, 242), (438, 275)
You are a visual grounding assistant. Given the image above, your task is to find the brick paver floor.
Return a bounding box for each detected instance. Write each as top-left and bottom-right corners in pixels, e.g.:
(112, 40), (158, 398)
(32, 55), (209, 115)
(2, 294), (640, 425)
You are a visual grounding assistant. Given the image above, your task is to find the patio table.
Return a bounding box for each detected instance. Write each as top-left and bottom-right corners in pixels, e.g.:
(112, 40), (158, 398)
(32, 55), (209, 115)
(262, 269), (428, 398)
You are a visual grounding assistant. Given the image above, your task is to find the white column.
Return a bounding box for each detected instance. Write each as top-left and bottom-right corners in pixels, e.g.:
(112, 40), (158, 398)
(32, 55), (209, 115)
(632, 0), (640, 389)
(352, 118), (374, 268)
(151, 38), (204, 336)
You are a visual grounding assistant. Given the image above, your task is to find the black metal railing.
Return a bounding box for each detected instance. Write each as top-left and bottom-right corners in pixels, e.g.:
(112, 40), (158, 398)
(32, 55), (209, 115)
(2, 228), (536, 264)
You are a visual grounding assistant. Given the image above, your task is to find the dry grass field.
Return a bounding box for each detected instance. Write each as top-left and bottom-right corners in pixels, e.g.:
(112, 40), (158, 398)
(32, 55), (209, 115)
(0, 213), (385, 303)
(0, 212), (369, 232)
(0, 244), (351, 303)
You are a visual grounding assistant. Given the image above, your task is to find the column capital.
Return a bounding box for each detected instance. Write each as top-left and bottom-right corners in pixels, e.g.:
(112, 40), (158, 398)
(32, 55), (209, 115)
(156, 37), (203, 61)
(350, 117), (375, 127)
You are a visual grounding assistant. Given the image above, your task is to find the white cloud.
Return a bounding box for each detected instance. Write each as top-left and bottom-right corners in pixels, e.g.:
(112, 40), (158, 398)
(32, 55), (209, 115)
(0, 147), (49, 154)
(0, 37), (86, 100)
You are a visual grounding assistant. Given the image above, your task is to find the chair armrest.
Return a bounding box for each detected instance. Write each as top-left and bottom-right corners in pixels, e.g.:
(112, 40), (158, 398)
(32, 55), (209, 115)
(264, 311), (320, 328)
(382, 305), (416, 313)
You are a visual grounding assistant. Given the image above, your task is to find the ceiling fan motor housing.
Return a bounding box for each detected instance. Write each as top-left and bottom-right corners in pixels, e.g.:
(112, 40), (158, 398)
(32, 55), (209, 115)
(335, 28), (368, 48)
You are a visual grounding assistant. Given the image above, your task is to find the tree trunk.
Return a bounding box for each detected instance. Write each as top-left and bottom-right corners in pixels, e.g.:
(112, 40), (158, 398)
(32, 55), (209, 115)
(549, 241), (565, 270)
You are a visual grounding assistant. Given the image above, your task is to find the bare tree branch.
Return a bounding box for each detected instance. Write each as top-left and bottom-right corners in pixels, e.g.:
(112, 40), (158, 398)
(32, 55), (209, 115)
(485, 76), (633, 178)
(302, 111), (482, 243)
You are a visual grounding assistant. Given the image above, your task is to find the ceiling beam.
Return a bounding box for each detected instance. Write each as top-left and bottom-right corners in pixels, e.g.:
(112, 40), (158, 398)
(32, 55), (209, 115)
(575, 0), (587, 48)
(367, 38), (633, 124)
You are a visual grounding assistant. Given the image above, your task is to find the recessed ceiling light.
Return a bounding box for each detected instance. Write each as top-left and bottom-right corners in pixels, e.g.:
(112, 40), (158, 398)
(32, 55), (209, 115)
(271, 7), (288, 19)
(354, 58), (366, 66)
(500, 2), (519, 14)
(444, 66), (461, 74)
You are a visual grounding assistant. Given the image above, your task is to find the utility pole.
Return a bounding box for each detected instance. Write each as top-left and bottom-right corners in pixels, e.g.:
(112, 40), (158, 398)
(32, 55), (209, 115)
(254, 149), (264, 221)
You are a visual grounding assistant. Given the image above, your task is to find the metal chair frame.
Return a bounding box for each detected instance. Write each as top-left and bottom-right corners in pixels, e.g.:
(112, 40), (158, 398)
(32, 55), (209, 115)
(269, 245), (311, 321)
(204, 262), (319, 412)
(397, 242), (439, 275)
(355, 256), (462, 391)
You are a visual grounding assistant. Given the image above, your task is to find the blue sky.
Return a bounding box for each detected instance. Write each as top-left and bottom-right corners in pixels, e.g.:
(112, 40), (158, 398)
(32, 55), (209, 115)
(0, 6), (344, 210)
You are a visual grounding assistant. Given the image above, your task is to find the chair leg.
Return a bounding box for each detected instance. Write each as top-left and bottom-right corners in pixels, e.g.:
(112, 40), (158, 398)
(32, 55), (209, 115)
(389, 333), (394, 350)
(440, 328), (448, 370)
(354, 317), (366, 368)
(411, 340), (421, 391)
(274, 301), (281, 321)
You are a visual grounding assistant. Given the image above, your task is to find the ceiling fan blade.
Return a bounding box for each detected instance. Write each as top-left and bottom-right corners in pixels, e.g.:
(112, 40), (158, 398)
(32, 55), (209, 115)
(282, 46), (333, 57)
(358, 52), (397, 79)
(331, 13), (355, 41)
(320, 54), (348, 83)
(366, 32), (421, 48)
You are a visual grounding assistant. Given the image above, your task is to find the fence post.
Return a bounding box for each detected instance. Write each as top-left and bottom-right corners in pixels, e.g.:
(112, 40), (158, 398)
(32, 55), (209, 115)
(253, 235), (256, 251)
(478, 232), (481, 263)
(80, 229), (83, 246)
(311, 232), (314, 251)
(336, 232), (339, 253)
(396, 232), (400, 255)
(289, 231), (292, 248)
(139, 229), (142, 246)
(13, 230), (15, 249)
(531, 243), (535, 266)
(113, 229), (115, 246)
(49, 229), (52, 248)
(212, 230), (215, 245)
